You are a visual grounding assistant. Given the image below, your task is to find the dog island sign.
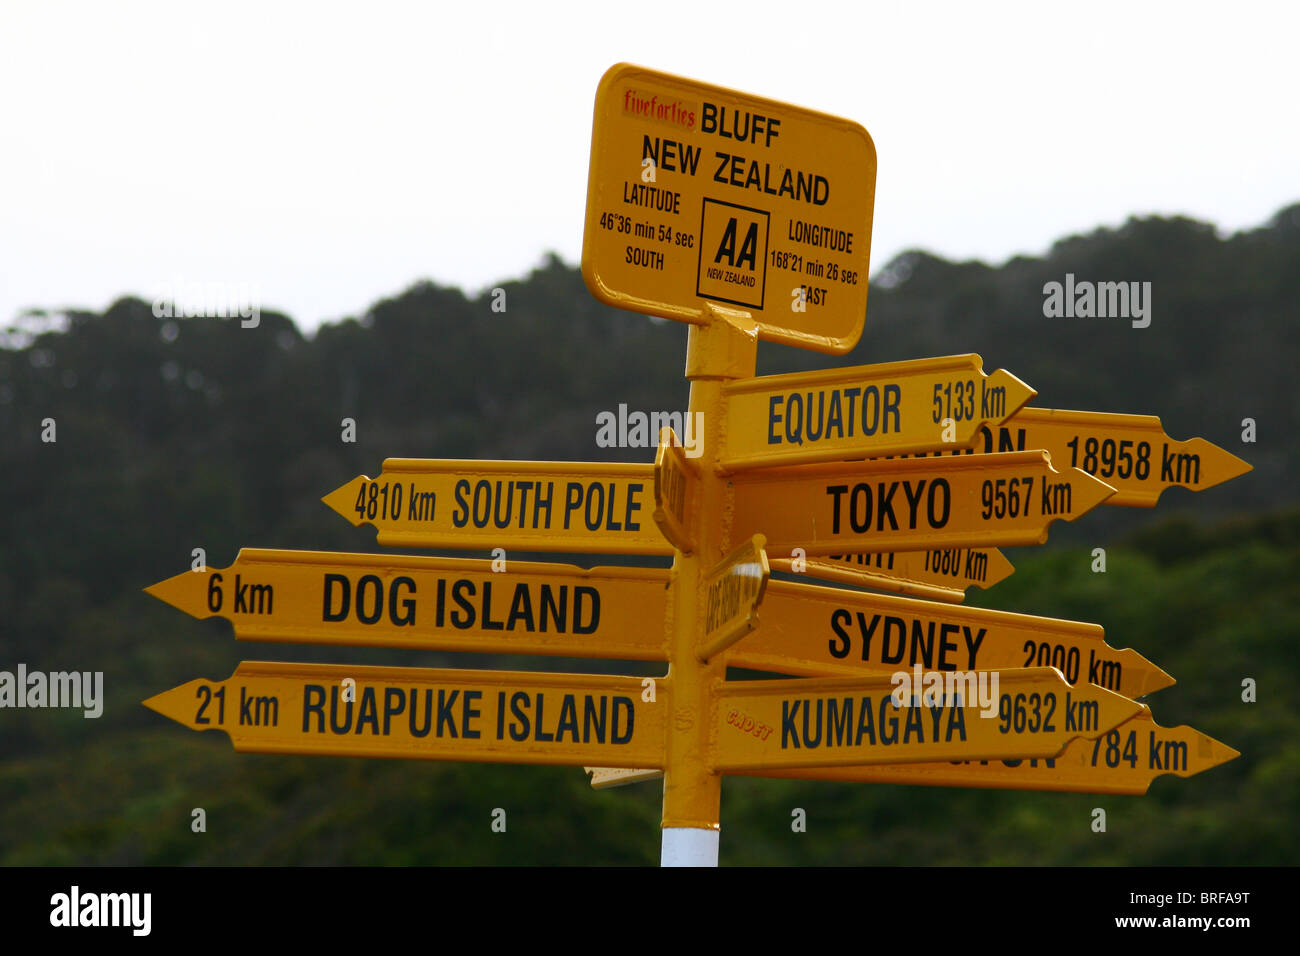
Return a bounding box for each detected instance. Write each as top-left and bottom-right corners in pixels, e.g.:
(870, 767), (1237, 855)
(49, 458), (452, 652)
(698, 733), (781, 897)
(582, 63), (877, 354)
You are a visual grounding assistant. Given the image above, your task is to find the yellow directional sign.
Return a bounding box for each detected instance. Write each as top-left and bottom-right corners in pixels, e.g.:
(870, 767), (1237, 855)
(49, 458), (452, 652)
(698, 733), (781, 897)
(769, 547), (1014, 604)
(590, 711), (1237, 794)
(730, 450), (1115, 556)
(740, 709), (1239, 795)
(711, 667), (1142, 771)
(582, 63), (877, 355)
(143, 662), (667, 768)
(652, 428), (699, 553)
(323, 459), (669, 555)
(968, 408), (1253, 507)
(699, 534), (769, 660)
(144, 549), (670, 661)
(727, 578), (1173, 701)
(719, 354), (1035, 470)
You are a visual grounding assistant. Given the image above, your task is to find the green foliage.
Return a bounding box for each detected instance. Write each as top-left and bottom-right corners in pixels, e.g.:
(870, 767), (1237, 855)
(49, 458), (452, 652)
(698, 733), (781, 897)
(0, 209), (1295, 864)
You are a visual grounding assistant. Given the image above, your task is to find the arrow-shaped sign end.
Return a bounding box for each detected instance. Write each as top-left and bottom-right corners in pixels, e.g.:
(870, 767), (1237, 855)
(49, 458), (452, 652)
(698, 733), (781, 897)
(1186, 437), (1254, 490)
(142, 679), (207, 729)
(1204, 735), (1242, 770)
(143, 570), (207, 619)
(988, 368), (1037, 422)
(1166, 725), (1241, 780)
(322, 476), (369, 527)
(1086, 678), (1147, 739)
(1067, 467), (1118, 520)
(981, 549), (1016, 590)
(1140, 658), (1177, 697)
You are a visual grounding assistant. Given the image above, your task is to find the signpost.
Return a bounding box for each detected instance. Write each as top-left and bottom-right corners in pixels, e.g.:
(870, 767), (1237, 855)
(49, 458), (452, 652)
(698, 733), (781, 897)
(719, 354), (1035, 470)
(582, 63), (877, 354)
(145, 549), (670, 661)
(768, 547), (1015, 604)
(322, 459), (667, 555)
(142, 62), (1248, 868)
(730, 450), (1116, 555)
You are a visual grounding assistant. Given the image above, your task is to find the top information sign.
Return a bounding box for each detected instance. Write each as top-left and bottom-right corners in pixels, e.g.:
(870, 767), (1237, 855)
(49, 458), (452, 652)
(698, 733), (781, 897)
(582, 63), (877, 355)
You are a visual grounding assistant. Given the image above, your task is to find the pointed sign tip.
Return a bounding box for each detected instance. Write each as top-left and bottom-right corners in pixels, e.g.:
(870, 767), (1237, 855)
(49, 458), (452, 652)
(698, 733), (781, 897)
(141, 680), (204, 728)
(1129, 655), (1176, 697)
(143, 570), (203, 618)
(1187, 437), (1254, 487)
(982, 549), (1015, 589)
(1202, 732), (1241, 768)
(990, 368), (1037, 419)
(322, 476), (368, 526)
(1069, 467), (1118, 516)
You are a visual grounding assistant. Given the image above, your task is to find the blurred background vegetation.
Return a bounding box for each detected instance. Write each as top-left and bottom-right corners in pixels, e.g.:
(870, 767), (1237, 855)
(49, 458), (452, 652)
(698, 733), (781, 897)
(0, 205), (1296, 864)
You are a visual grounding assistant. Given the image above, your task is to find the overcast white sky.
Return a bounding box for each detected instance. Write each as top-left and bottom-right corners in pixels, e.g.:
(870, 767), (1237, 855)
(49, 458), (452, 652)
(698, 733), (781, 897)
(1, 0), (1296, 332)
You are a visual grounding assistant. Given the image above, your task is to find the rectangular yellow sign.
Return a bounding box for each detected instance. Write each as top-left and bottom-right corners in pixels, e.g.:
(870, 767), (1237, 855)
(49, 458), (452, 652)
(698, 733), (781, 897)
(143, 662), (667, 768)
(323, 459), (669, 555)
(729, 578), (1173, 701)
(145, 549), (671, 661)
(729, 450), (1115, 555)
(652, 428), (699, 553)
(738, 709), (1239, 795)
(720, 355), (1034, 470)
(582, 63), (877, 354)
(711, 667), (1142, 771)
(768, 547), (1014, 603)
(699, 534), (769, 660)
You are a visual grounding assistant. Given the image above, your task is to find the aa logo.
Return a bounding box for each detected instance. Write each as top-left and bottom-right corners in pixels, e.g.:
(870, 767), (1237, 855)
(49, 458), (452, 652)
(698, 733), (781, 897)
(715, 218), (758, 270)
(697, 198), (769, 309)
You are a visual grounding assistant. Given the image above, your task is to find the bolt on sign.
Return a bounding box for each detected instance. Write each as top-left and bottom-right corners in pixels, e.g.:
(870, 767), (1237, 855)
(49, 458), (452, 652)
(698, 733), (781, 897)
(582, 63), (877, 355)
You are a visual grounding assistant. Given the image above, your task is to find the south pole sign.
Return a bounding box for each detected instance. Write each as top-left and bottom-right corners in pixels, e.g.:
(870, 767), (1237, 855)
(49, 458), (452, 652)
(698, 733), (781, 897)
(142, 64), (1246, 868)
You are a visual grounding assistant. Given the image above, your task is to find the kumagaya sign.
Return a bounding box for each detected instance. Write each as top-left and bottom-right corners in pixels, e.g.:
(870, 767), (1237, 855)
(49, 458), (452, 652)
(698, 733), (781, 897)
(582, 63), (877, 354)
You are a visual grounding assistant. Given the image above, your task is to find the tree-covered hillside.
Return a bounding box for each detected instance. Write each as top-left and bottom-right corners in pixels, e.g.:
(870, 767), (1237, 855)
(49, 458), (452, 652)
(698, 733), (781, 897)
(0, 205), (1294, 864)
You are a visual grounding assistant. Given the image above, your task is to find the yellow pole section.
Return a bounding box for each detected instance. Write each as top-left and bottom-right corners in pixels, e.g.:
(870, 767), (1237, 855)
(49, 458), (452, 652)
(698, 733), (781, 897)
(660, 307), (758, 864)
